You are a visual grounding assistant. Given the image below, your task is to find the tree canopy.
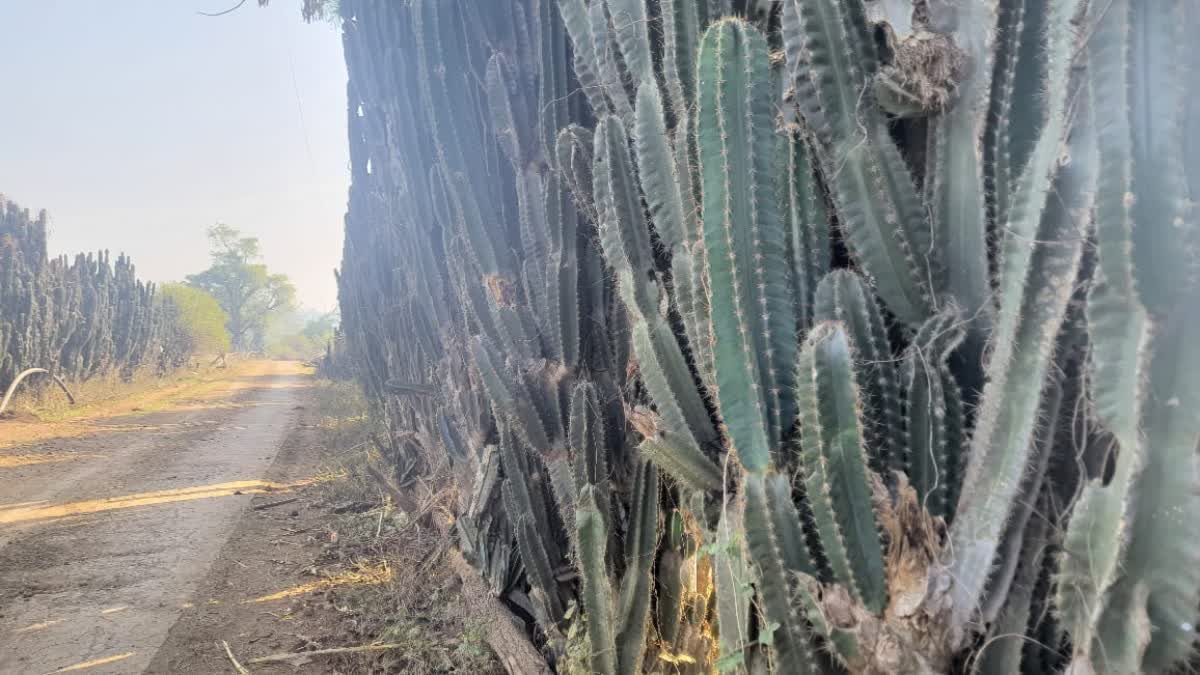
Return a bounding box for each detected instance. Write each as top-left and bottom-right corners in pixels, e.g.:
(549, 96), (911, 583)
(266, 311), (337, 360)
(185, 224), (296, 351)
(158, 283), (230, 356)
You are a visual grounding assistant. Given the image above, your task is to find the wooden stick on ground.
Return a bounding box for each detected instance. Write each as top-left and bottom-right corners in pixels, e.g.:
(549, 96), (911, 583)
(246, 643), (404, 664)
(367, 463), (552, 675)
(221, 640), (251, 674)
(251, 497), (299, 511)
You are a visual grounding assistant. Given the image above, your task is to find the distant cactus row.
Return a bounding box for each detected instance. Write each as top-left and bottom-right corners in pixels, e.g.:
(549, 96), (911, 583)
(334, 0), (1199, 673)
(1, 197), (191, 389)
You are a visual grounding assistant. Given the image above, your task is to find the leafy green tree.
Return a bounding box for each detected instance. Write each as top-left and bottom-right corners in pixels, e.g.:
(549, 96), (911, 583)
(266, 312), (337, 360)
(185, 224), (296, 351)
(300, 312), (336, 342)
(158, 283), (230, 356)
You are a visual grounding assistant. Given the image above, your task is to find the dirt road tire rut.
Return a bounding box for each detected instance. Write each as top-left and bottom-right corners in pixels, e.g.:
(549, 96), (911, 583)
(0, 363), (307, 674)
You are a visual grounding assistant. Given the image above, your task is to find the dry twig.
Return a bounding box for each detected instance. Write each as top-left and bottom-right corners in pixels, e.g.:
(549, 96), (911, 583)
(221, 640), (251, 674)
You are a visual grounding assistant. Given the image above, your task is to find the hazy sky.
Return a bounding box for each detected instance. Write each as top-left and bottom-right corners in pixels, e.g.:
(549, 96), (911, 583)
(0, 1), (349, 311)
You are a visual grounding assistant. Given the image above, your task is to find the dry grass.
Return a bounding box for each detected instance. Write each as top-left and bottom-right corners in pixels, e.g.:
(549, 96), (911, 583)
(3, 356), (278, 422)
(299, 378), (501, 674)
(0, 360), (309, 450)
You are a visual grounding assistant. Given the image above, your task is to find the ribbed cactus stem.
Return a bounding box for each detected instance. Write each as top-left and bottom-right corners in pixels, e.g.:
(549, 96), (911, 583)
(656, 546), (684, 645)
(633, 81), (687, 258)
(638, 431), (722, 493)
(713, 495), (752, 666)
(763, 473), (817, 577)
(904, 358), (950, 517)
(1057, 4), (1200, 671)
(556, 124), (598, 224)
(781, 0), (933, 327)
(795, 322), (887, 613)
(546, 176), (581, 367)
(616, 461), (657, 675)
(814, 269), (903, 473)
(673, 115), (714, 388)
(604, 0), (653, 85)
(630, 80), (714, 417)
(537, 0), (569, 164)
(697, 18), (795, 472)
(779, 0), (865, 147)
(923, 0), (998, 332)
(577, 484), (617, 675)
(902, 306), (967, 518)
(505, 481), (565, 621)
(486, 52), (531, 167)
(594, 111), (716, 461)
(661, 0), (701, 121)
(742, 473), (819, 674)
(588, 2), (634, 125)
(783, 131), (829, 333)
(471, 337), (553, 454)
(949, 0), (1092, 629)
(568, 381), (610, 534)
(986, 0), (1049, 231)
(630, 312), (715, 444)
(544, 450), (578, 552)
(556, 0), (609, 116)
(593, 116), (657, 318)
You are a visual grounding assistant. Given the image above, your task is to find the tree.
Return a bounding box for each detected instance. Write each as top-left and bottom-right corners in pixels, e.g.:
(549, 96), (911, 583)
(185, 224), (296, 351)
(158, 283), (230, 357)
(265, 312), (337, 361)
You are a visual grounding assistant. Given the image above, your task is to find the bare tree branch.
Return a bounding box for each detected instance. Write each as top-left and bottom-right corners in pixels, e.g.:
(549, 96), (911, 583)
(196, 0), (248, 17)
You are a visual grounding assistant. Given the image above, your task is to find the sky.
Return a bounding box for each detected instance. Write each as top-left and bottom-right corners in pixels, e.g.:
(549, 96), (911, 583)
(0, 0), (349, 312)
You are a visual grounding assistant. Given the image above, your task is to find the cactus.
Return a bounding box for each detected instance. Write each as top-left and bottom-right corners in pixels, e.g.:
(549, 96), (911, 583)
(2, 197), (188, 389)
(593, 110), (722, 490)
(655, 510), (686, 646)
(712, 495), (752, 668)
(944, 0), (1094, 631)
(780, 0), (933, 327)
(332, 0), (1200, 673)
(784, 131), (830, 334)
(795, 323), (886, 614)
(697, 18), (796, 470)
(1055, 3), (1200, 673)
(814, 269), (903, 474)
(615, 460), (658, 675)
(578, 484), (618, 675)
(901, 306), (967, 518)
(743, 473), (819, 673)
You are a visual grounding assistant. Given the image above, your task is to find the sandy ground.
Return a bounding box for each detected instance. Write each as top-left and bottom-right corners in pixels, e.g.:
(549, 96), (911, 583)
(0, 362), (312, 674)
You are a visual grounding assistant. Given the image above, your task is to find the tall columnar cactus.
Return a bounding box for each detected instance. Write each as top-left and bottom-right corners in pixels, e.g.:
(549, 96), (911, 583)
(331, 0), (1200, 673)
(780, 0), (933, 327)
(1055, 2), (1200, 672)
(696, 18), (796, 467)
(1, 197), (188, 390)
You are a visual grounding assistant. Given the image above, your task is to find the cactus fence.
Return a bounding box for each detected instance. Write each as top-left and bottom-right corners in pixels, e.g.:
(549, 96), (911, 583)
(332, 1), (1200, 673)
(1, 197), (191, 394)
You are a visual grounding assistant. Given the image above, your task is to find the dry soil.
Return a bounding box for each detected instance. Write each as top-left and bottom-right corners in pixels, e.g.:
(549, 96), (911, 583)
(0, 362), (321, 674)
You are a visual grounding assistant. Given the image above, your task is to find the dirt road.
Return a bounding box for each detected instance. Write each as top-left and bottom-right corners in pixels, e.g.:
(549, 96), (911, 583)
(0, 362), (310, 674)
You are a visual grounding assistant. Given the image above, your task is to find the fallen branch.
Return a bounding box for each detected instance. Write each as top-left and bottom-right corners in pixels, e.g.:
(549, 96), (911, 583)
(252, 497), (299, 511)
(364, 462), (551, 674)
(221, 640), (251, 674)
(0, 368), (76, 416)
(197, 0), (248, 17)
(246, 643), (405, 665)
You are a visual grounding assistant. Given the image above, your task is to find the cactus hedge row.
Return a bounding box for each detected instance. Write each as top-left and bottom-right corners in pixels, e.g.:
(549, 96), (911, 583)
(1, 197), (191, 389)
(332, 0), (1199, 673)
